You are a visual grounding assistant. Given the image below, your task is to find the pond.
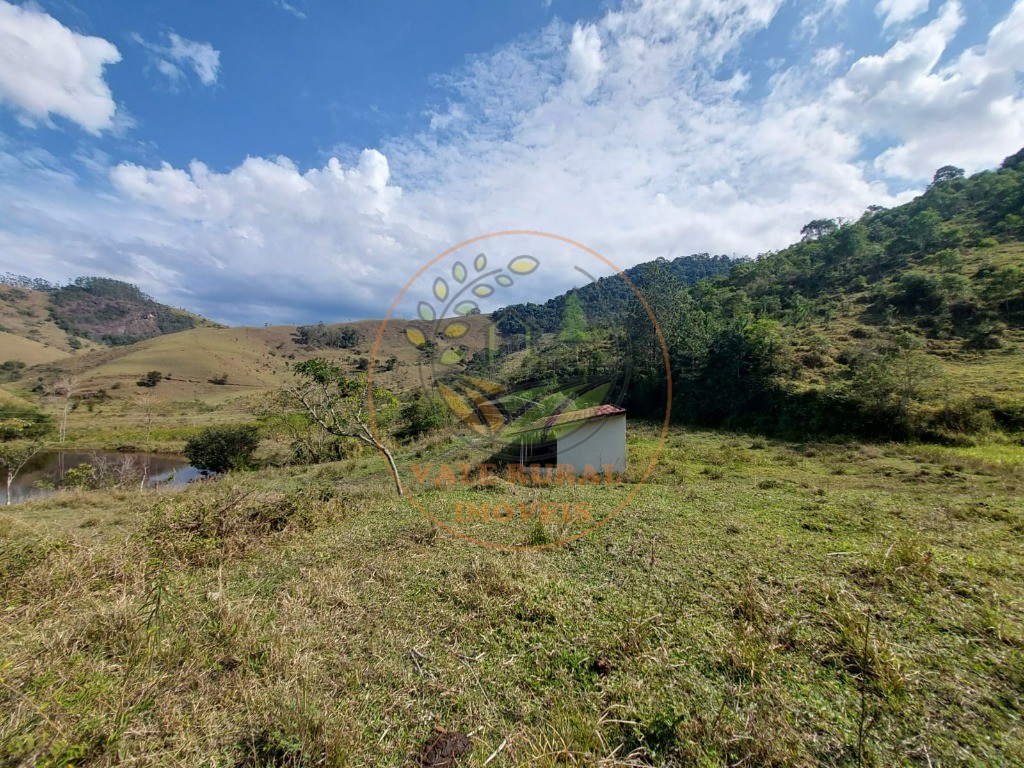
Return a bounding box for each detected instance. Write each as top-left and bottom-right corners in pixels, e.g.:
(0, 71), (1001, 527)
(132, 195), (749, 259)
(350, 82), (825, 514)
(6, 451), (203, 505)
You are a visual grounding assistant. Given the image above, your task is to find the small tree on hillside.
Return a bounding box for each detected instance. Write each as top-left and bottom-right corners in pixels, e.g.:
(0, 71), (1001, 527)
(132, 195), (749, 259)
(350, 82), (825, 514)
(0, 440), (43, 505)
(284, 358), (404, 495)
(0, 412), (50, 505)
(800, 218), (839, 241)
(137, 371), (163, 388)
(930, 165), (965, 187)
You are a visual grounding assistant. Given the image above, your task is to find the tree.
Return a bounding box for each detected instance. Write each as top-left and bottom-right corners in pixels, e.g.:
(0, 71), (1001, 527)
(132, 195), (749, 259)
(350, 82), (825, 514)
(0, 405), (52, 441)
(930, 165), (965, 187)
(1001, 147), (1024, 170)
(285, 358), (404, 495)
(0, 360), (26, 383)
(137, 370), (163, 388)
(184, 425), (261, 474)
(0, 441), (42, 505)
(907, 210), (942, 251)
(399, 391), (449, 439)
(0, 405), (49, 505)
(45, 375), (77, 443)
(800, 219), (839, 241)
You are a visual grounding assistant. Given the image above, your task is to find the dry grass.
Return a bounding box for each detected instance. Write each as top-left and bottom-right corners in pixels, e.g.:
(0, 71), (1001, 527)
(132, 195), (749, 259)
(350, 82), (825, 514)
(0, 427), (1022, 766)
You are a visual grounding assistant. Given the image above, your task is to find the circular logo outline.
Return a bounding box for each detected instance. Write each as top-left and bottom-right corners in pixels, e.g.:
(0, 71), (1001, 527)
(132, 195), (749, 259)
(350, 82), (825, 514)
(368, 230), (672, 550)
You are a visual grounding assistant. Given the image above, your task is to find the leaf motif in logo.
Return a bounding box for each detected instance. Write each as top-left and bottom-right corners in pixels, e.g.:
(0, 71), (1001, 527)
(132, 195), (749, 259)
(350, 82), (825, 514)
(454, 301), (479, 315)
(405, 328), (427, 348)
(463, 385), (507, 433)
(440, 349), (462, 365)
(496, 275), (513, 287)
(433, 278), (449, 302)
(508, 256), (539, 275)
(474, 253), (487, 272)
(473, 285), (494, 297)
(452, 262), (468, 283)
(438, 383), (487, 435)
(463, 376), (505, 395)
(444, 323), (468, 338)
(418, 302), (436, 322)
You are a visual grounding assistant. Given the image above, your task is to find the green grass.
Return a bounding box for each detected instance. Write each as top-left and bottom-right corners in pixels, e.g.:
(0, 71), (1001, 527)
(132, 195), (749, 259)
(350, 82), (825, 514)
(1, 426), (1022, 766)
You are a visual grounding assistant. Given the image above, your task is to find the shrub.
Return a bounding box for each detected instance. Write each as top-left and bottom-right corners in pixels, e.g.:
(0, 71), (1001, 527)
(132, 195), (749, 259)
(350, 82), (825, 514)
(137, 370), (163, 388)
(184, 425), (261, 474)
(0, 360), (26, 382)
(399, 392), (448, 439)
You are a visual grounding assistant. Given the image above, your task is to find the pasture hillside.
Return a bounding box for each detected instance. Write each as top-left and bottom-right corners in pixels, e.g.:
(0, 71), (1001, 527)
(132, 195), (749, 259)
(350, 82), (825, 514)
(0, 284), (101, 356)
(0, 427), (1021, 765)
(2, 315), (495, 450)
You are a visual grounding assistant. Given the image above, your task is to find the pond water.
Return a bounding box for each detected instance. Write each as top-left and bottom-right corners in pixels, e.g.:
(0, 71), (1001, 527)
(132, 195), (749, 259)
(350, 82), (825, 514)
(6, 451), (202, 505)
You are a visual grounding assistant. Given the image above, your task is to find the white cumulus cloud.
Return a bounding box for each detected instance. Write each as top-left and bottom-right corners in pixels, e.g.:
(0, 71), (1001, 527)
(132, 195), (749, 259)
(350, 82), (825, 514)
(830, 1), (1024, 179)
(0, 0), (1023, 325)
(0, 0), (121, 133)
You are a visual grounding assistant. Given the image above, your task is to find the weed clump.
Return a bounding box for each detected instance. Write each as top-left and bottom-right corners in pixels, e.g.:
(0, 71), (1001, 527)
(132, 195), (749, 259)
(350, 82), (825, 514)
(145, 485), (340, 565)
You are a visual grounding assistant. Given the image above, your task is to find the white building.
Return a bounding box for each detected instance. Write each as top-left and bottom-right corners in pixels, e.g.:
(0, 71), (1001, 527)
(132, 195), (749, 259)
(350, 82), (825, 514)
(516, 404), (627, 476)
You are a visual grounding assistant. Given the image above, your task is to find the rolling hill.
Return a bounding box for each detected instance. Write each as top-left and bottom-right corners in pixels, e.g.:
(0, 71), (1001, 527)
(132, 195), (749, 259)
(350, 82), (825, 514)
(3, 150), (1023, 449)
(3, 315), (493, 412)
(0, 276), (215, 356)
(462, 150), (1024, 443)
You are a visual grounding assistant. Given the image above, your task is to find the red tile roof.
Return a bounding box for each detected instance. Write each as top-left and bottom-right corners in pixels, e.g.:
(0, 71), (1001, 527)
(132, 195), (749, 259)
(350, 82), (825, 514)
(529, 404), (626, 431)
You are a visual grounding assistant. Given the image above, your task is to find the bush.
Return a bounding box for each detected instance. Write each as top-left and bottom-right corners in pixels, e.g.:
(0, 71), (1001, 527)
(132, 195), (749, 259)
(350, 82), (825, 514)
(137, 370), (163, 388)
(0, 360), (26, 382)
(399, 392), (448, 439)
(184, 425), (261, 474)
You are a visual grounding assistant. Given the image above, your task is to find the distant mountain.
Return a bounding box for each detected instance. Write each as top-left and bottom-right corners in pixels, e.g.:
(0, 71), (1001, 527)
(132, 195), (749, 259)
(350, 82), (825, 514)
(0, 276), (215, 350)
(490, 253), (735, 334)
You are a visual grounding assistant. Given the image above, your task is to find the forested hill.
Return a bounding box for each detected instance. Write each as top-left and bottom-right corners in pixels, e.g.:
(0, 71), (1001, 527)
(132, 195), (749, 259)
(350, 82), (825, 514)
(490, 253), (734, 334)
(0, 276), (212, 348)
(715, 150), (1024, 336)
(480, 147), (1024, 442)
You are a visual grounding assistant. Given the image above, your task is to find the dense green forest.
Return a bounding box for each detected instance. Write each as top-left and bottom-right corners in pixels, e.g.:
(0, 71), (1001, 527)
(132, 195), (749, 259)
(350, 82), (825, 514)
(479, 149), (1024, 443)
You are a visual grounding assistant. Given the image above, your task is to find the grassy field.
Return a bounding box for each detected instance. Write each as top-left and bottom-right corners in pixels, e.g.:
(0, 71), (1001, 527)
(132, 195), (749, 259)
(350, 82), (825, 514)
(0, 286), (100, 356)
(0, 332), (72, 368)
(1, 426), (1021, 766)
(0, 314), (499, 453)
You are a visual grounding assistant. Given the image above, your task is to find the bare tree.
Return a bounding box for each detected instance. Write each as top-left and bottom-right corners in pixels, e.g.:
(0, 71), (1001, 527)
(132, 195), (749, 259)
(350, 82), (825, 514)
(136, 390), (155, 450)
(284, 358), (404, 495)
(0, 441), (42, 505)
(46, 375), (78, 444)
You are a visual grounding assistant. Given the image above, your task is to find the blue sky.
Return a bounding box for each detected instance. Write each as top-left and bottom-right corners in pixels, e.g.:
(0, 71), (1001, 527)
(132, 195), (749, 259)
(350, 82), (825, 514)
(1, 0), (1022, 325)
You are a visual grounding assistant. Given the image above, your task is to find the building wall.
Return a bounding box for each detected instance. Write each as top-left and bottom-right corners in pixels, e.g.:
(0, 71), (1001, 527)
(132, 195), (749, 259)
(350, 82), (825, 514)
(555, 414), (626, 476)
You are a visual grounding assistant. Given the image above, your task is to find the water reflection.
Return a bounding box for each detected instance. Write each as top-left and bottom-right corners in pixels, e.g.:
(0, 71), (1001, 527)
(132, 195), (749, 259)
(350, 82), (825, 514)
(8, 451), (201, 505)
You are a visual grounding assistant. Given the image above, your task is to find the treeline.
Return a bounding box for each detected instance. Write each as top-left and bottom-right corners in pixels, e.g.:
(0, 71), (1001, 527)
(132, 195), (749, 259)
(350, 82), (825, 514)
(1, 274), (59, 292)
(491, 253), (734, 335)
(510, 148), (1024, 442)
(292, 322), (361, 349)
